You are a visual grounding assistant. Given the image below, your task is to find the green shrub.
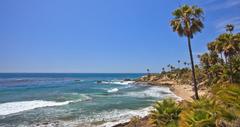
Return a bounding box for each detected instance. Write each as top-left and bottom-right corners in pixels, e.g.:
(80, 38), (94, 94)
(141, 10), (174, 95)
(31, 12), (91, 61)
(180, 98), (219, 127)
(150, 98), (182, 127)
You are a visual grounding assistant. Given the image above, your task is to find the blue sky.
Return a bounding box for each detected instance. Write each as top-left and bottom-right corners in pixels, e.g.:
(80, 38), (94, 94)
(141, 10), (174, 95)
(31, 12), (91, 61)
(0, 0), (239, 73)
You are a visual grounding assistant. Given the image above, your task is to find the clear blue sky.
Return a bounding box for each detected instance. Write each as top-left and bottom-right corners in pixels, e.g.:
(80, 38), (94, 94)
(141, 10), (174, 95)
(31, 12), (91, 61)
(0, 0), (239, 73)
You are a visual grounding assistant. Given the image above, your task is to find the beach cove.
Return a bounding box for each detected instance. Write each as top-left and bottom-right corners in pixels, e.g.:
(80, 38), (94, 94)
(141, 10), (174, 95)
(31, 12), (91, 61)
(0, 73), (184, 127)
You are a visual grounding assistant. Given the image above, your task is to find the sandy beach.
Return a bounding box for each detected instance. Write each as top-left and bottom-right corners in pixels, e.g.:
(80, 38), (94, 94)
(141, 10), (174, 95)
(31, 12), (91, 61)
(113, 80), (208, 127)
(170, 84), (207, 101)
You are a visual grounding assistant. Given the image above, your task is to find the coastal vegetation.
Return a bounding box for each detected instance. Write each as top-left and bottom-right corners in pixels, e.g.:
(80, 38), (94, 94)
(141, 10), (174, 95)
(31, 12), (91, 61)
(150, 99), (181, 127)
(149, 84), (240, 127)
(123, 4), (240, 127)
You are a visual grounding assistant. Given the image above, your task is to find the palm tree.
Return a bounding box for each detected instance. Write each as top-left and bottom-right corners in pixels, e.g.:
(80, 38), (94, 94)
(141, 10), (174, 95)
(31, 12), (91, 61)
(170, 5), (204, 99)
(233, 33), (240, 54)
(167, 64), (171, 71)
(162, 67), (165, 72)
(209, 51), (219, 65)
(207, 40), (225, 64)
(170, 65), (175, 71)
(225, 24), (234, 34)
(218, 34), (235, 59)
(200, 53), (211, 78)
(218, 33), (236, 83)
(147, 68), (150, 75)
(183, 62), (187, 66)
(178, 60), (181, 68)
(214, 40), (224, 63)
(167, 64), (171, 67)
(207, 41), (216, 52)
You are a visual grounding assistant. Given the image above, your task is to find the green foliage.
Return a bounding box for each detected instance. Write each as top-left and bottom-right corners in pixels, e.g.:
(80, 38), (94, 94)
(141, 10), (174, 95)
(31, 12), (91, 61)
(170, 5), (204, 38)
(180, 98), (218, 127)
(212, 85), (240, 112)
(231, 55), (240, 82)
(150, 98), (182, 127)
(211, 84), (240, 126)
(147, 7), (240, 127)
(147, 85), (240, 127)
(179, 95), (238, 127)
(199, 26), (240, 84)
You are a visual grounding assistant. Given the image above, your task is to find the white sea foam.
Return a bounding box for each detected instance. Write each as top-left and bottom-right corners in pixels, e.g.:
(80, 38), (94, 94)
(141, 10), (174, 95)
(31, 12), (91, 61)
(0, 100), (71, 116)
(101, 80), (135, 85)
(126, 86), (181, 100)
(107, 88), (119, 93)
(0, 96), (91, 116)
(99, 87), (182, 127)
(25, 86), (182, 127)
(112, 81), (135, 85)
(98, 107), (153, 127)
(99, 91), (182, 127)
(29, 107), (152, 127)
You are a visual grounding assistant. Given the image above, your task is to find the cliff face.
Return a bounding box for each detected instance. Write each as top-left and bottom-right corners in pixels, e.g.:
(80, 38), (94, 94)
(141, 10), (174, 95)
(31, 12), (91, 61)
(136, 73), (207, 91)
(135, 74), (179, 86)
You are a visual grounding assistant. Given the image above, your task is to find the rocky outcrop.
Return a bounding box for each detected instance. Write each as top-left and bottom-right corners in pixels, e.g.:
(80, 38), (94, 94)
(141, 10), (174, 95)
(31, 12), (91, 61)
(136, 75), (178, 86)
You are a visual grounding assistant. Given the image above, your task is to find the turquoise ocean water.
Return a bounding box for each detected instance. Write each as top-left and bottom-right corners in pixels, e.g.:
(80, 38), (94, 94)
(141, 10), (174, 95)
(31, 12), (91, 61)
(0, 73), (179, 127)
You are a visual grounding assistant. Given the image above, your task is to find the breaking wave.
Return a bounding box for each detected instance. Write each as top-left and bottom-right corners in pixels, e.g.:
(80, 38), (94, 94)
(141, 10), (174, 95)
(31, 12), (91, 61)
(101, 80), (135, 85)
(0, 94), (91, 116)
(107, 88), (119, 93)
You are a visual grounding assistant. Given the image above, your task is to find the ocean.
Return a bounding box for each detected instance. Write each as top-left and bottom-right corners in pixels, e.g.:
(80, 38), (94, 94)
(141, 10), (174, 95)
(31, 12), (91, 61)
(0, 73), (179, 127)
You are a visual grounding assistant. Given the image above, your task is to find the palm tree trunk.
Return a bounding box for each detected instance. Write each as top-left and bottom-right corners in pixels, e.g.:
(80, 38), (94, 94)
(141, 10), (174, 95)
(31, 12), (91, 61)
(206, 66), (212, 79)
(220, 53), (224, 64)
(187, 36), (199, 100)
(229, 56), (233, 83)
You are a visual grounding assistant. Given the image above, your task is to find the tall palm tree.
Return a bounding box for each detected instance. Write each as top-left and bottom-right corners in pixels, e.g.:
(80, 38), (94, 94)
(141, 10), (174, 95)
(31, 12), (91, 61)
(147, 68), (150, 74)
(147, 68), (151, 79)
(225, 24), (234, 34)
(214, 40), (224, 62)
(233, 33), (240, 54)
(167, 64), (171, 67)
(218, 33), (235, 83)
(207, 41), (216, 52)
(170, 5), (204, 99)
(183, 62), (187, 66)
(178, 60), (181, 68)
(207, 41), (225, 63)
(167, 64), (171, 71)
(170, 65), (175, 71)
(200, 53), (211, 78)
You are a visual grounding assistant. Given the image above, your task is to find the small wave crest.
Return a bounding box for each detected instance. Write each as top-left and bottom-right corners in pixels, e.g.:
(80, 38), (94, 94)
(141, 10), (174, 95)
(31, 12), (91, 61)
(101, 80), (135, 85)
(107, 88), (119, 93)
(126, 86), (180, 99)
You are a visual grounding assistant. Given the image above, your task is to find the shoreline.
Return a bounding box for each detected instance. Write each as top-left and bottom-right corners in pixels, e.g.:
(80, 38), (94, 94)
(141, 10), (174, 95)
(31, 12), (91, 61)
(0, 77), (205, 127)
(111, 80), (207, 127)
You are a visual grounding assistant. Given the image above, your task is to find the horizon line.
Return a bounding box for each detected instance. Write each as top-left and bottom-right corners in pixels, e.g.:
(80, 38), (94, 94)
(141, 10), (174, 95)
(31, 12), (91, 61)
(0, 72), (151, 74)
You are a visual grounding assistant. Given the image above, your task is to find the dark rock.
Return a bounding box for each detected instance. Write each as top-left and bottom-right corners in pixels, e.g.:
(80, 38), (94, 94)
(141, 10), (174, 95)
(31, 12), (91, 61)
(124, 79), (131, 81)
(96, 80), (102, 84)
